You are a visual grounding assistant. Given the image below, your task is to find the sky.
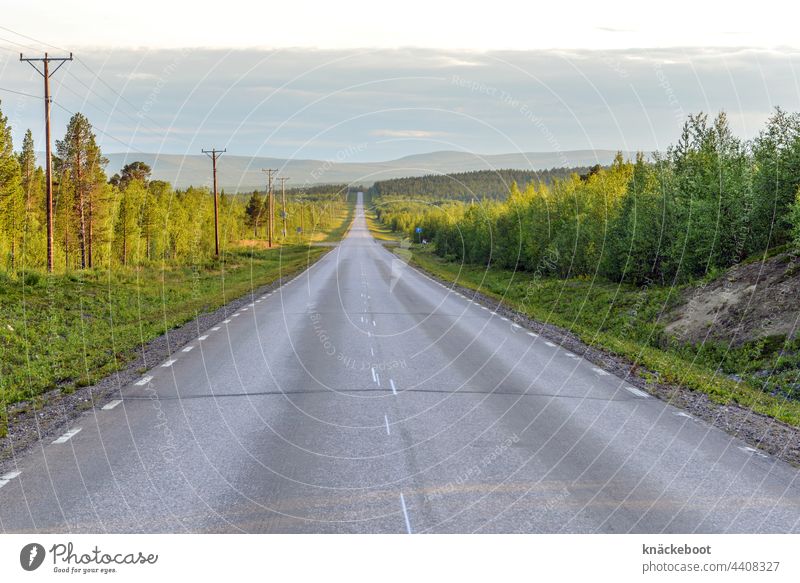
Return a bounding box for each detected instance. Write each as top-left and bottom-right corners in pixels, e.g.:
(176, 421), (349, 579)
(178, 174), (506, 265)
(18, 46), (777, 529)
(1, 1), (799, 162)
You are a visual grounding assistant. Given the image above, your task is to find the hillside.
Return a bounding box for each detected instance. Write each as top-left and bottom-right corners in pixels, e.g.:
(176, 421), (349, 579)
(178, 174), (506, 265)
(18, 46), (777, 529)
(368, 167), (593, 200)
(94, 149), (632, 191)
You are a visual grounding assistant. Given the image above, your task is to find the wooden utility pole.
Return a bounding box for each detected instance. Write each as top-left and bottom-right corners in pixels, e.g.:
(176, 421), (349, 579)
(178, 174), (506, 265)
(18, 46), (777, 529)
(202, 148), (226, 257)
(20, 52), (73, 273)
(261, 169), (278, 247)
(278, 176), (290, 239)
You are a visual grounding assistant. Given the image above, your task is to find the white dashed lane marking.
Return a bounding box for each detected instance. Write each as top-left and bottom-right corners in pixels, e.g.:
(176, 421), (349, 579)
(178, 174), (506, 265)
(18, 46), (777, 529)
(135, 376), (152, 386)
(102, 400), (123, 410)
(211, 326), (221, 331)
(384, 414), (391, 435)
(545, 341), (556, 348)
(161, 359), (177, 368)
(198, 335), (208, 341)
(399, 493), (413, 534)
(625, 386), (649, 398)
(739, 446), (768, 458)
(182, 346), (194, 353)
(0, 471), (21, 489)
(390, 379), (397, 396)
(592, 367), (609, 376)
(52, 427), (82, 444)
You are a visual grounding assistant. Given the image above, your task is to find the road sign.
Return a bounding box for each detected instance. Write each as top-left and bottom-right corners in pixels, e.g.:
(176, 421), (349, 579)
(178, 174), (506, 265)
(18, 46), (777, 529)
(296, 227), (303, 233)
(415, 227), (423, 233)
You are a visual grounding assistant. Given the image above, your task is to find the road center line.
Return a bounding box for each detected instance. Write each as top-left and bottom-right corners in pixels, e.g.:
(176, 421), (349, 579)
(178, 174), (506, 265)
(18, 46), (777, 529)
(52, 427), (82, 444)
(399, 493), (413, 534)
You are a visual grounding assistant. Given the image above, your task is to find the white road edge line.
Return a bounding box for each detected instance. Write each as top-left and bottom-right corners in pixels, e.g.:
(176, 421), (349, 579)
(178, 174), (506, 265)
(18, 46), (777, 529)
(102, 399), (123, 410)
(135, 376), (152, 386)
(52, 427), (82, 444)
(399, 493), (413, 534)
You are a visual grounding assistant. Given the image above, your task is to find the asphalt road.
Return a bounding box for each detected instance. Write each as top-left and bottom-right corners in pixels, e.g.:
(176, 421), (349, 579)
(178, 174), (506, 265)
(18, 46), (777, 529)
(1, 193), (799, 533)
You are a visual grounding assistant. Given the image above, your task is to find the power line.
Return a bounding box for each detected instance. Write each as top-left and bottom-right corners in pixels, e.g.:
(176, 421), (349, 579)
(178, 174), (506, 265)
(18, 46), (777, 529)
(0, 86), (42, 99)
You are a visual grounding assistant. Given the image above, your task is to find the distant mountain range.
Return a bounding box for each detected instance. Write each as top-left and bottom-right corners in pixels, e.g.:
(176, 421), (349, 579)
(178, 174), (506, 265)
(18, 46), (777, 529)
(96, 149), (635, 191)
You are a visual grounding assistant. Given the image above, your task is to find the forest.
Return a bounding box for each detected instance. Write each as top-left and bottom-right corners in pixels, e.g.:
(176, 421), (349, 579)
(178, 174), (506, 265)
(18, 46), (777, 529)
(368, 167), (593, 201)
(374, 110), (800, 285)
(0, 102), (348, 275)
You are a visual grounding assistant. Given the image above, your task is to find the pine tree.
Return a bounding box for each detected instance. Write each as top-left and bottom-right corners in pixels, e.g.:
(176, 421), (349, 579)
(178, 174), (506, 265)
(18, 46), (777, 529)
(0, 102), (24, 271)
(56, 113), (108, 269)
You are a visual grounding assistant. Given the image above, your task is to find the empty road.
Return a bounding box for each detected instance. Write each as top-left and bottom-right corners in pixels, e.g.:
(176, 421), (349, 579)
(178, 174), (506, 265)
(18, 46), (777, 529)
(1, 193), (799, 533)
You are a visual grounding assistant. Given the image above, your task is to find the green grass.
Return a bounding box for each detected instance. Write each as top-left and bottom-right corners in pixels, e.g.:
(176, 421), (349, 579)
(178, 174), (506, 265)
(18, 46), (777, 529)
(0, 207), (355, 427)
(405, 247), (800, 427)
(365, 207), (403, 242)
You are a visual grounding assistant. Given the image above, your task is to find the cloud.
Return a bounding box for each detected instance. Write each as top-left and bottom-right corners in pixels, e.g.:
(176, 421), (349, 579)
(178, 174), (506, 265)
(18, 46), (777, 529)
(371, 129), (443, 138)
(3, 46), (799, 162)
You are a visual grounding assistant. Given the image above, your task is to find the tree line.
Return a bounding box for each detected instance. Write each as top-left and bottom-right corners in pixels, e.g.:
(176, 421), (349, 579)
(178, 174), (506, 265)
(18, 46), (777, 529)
(368, 167), (593, 201)
(375, 110), (800, 285)
(0, 102), (347, 274)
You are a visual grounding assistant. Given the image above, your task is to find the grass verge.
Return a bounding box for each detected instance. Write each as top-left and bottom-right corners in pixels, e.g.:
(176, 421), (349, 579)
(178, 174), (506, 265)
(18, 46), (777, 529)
(0, 207), (355, 433)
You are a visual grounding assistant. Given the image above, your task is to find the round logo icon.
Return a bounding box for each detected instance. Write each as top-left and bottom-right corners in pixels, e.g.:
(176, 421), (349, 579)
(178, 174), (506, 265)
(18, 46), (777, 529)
(20, 543), (46, 571)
